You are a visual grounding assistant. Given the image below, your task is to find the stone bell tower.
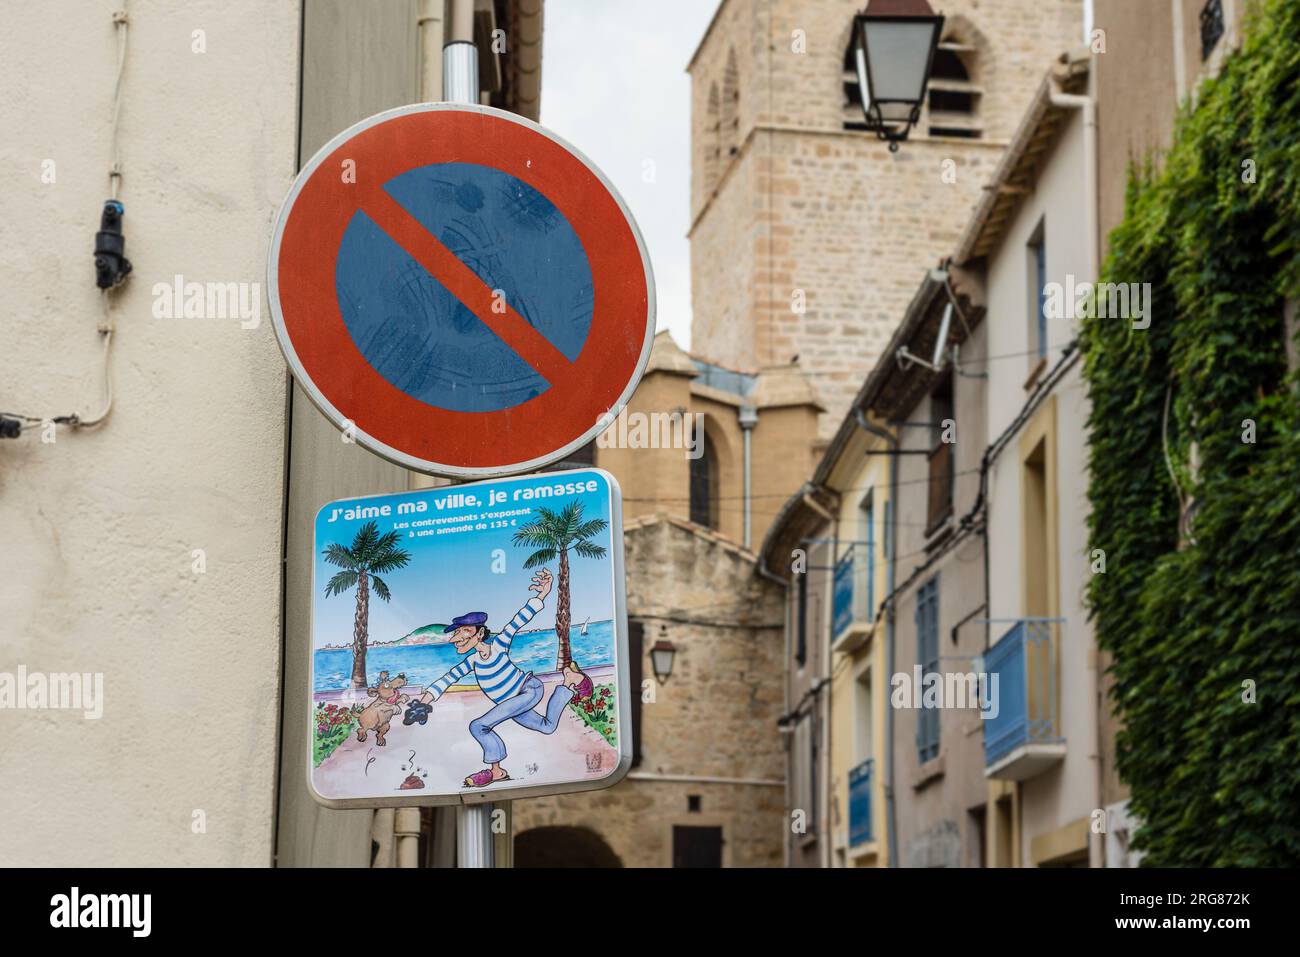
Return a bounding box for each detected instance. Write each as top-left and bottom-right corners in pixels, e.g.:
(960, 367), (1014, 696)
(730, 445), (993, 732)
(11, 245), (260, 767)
(687, 0), (1084, 435)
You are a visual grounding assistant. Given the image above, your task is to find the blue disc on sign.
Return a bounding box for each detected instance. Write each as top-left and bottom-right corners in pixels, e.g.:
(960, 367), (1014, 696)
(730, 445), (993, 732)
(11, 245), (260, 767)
(335, 162), (595, 413)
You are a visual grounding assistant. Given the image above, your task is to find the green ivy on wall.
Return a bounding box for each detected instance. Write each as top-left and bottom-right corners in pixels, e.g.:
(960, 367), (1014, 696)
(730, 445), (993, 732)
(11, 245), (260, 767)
(1082, 0), (1300, 866)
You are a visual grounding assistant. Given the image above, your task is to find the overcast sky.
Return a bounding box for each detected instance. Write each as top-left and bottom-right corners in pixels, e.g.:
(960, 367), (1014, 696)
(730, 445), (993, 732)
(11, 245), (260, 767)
(541, 0), (722, 352)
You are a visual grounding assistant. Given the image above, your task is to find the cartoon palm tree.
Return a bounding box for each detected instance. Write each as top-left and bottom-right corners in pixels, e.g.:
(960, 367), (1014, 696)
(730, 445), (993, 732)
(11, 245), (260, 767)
(323, 521), (412, 689)
(512, 499), (608, 671)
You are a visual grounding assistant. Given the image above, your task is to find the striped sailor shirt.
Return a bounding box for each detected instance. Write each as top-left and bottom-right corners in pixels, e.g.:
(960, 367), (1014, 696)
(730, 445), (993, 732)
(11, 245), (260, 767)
(423, 597), (544, 704)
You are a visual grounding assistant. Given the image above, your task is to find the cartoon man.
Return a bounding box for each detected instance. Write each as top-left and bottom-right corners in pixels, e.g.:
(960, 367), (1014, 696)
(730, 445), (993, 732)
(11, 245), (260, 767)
(415, 568), (588, 788)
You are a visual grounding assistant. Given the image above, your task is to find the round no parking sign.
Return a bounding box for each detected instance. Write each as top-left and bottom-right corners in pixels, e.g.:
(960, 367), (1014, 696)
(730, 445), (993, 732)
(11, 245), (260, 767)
(268, 103), (655, 477)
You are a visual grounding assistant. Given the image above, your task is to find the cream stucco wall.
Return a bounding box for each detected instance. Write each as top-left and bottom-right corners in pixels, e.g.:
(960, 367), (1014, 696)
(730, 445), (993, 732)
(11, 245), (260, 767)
(0, 0), (299, 865)
(980, 109), (1098, 866)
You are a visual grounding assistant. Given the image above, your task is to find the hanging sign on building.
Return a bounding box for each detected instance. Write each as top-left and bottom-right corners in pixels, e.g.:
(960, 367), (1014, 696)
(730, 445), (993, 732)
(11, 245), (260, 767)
(267, 102), (655, 478)
(307, 468), (631, 807)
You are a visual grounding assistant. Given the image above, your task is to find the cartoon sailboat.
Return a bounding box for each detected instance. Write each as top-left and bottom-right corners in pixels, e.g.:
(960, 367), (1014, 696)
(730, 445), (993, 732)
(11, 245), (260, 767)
(580, 616), (590, 636)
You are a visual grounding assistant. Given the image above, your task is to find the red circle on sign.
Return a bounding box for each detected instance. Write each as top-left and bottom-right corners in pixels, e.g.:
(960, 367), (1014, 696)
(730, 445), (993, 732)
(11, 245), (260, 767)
(268, 103), (655, 477)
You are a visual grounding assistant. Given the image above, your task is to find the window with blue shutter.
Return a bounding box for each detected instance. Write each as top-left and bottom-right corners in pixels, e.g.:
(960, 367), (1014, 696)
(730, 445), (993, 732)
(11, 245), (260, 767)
(853, 492), (875, 624)
(916, 575), (941, 763)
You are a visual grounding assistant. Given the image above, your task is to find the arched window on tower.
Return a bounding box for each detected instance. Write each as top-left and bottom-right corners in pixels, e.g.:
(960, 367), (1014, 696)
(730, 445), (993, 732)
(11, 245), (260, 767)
(721, 48), (740, 157)
(689, 424), (719, 530)
(704, 82), (721, 195)
(925, 35), (982, 139)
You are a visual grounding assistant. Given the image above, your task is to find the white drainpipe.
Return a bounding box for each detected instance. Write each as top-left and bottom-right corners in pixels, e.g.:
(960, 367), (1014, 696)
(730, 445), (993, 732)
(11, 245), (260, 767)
(739, 405), (758, 549)
(442, 0), (494, 870)
(443, 0), (479, 104)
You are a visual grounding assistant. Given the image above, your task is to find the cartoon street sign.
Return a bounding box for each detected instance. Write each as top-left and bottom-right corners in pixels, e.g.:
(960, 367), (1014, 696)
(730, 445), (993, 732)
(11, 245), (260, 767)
(268, 103), (656, 478)
(308, 468), (631, 807)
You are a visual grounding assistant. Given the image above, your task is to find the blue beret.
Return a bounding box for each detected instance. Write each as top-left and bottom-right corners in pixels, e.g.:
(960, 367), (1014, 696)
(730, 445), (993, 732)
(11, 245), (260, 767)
(444, 612), (489, 633)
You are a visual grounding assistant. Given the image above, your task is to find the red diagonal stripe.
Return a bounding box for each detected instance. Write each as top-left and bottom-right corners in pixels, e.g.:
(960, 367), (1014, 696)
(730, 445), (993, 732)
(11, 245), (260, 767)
(360, 186), (574, 386)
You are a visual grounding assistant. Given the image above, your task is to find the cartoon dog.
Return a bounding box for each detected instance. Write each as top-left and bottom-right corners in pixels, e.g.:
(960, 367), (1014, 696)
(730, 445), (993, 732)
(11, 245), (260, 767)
(354, 671), (410, 747)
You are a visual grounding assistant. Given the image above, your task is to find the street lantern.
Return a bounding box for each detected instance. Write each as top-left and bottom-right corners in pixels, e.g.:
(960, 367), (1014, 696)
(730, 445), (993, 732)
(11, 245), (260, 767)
(852, 0), (945, 151)
(650, 626), (677, 685)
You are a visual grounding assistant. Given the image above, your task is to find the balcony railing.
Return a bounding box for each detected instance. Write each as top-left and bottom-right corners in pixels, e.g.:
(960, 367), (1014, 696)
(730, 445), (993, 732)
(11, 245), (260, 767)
(831, 544), (876, 647)
(849, 757), (874, 847)
(982, 620), (1065, 780)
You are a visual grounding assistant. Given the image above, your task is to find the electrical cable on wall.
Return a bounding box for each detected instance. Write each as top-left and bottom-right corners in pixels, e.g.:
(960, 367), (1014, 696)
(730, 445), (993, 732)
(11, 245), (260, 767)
(1, 5), (130, 439)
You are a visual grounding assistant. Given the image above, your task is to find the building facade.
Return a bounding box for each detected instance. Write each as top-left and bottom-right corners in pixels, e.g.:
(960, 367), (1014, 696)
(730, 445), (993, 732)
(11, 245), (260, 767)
(949, 54), (1098, 868)
(854, 272), (990, 869)
(765, 0), (1267, 869)
(736, 0), (1086, 868)
(821, 427), (893, 867)
(758, 404), (896, 867)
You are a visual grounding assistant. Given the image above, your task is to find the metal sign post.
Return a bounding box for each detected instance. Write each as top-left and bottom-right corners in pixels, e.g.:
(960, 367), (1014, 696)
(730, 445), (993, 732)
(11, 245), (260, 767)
(443, 28), (494, 871)
(457, 803), (494, 868)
